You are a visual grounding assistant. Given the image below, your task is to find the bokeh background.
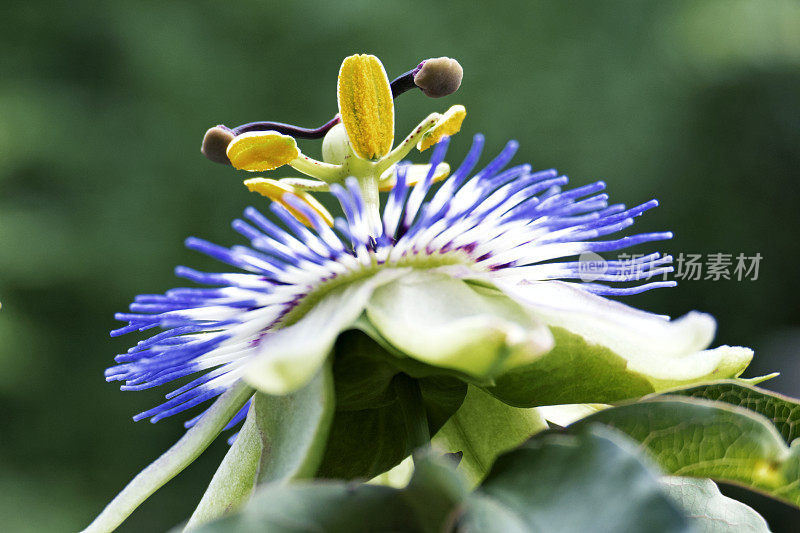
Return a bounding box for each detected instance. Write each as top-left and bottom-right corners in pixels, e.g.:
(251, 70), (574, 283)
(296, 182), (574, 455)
(1, 0), (799, 531)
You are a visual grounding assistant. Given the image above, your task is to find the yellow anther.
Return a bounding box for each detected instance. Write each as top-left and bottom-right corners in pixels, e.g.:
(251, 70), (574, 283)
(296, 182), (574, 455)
(379, 163), (451, 192)
(417, 105), (466, 152)
(337, 54), (394, 161)
(244, 178), (334, 227)
(226, 131), (300, 172)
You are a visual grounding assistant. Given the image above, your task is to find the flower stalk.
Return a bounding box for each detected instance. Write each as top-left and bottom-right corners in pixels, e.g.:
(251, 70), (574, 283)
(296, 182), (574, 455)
(82, 382), (254, 533)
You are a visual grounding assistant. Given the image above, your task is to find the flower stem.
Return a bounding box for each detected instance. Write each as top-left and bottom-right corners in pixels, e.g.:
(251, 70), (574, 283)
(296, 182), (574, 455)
(82, 382), (254, 533)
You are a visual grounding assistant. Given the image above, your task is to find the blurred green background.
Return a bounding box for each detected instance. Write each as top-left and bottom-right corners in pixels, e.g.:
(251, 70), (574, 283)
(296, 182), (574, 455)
(1, 0), (799, 531)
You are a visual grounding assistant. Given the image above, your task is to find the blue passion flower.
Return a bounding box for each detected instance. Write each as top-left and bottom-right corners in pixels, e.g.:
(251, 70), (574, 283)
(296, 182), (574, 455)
(107, 132), (728, 428)
(87, 54), (753, 533)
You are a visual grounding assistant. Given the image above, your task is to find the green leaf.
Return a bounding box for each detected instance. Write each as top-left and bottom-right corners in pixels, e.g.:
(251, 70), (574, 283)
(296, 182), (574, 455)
(190, 453), (467, 533)
(658, 380), (800, 444)
(484, 280), (754, 407)
(186, 410), (261, 529)
(190, 482), (414, 533)
(401, 452), (469, 533)
(365, 270), (553, 379)
(459, 425), (690, 533)
(316, 373), (429, 480)
(660, 477), (769, 532)
(568, 397), (800, 508)
(243, 269), (407, 395)
(253, 362), (336, 483)
(434, 385), (548, 485)
(191, 428), (691, 533)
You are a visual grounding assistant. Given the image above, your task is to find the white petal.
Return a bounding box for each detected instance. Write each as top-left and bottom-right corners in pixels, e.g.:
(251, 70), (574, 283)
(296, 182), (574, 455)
(243, 269), (408, 394)
(495, 279), (752, 387)
(366, 270), (553, 378)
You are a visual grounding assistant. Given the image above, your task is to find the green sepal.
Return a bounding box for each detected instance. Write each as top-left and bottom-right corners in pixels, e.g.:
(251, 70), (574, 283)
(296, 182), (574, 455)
(434, 385), (548, 485)
(484, 279), (755, 407)
(308, 328), (466, 481)
(330, 328), (405, 412)
(419, 375), (468, 436)
(253, 361), (336, 483)
(186, 364), (335, 527)
(316, 373), (429, 480)
(185, 410), (261, 529)
(485, 326), (655, 407)
(332, 328), (468, 430)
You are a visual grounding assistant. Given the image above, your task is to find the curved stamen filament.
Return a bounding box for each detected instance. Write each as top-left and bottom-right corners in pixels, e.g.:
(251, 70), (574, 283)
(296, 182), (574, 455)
(390, 61), (425, 98)
(232, 115), (341, 138)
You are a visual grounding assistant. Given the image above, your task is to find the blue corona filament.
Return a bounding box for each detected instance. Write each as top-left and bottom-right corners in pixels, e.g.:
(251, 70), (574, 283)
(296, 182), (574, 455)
(107, 135), (675, 428)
